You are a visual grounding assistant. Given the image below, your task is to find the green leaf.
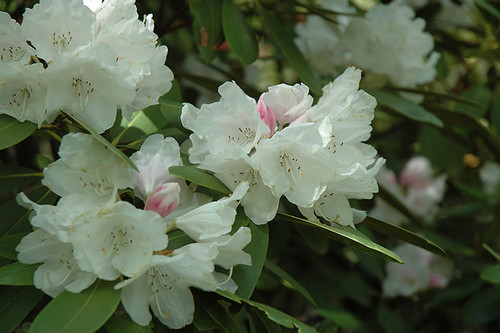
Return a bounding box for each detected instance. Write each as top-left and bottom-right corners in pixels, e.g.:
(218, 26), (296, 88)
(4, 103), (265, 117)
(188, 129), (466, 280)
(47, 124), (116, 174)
(0, 286), (43, 333)
(159, 97), (187, 133)
(111, 105), (168, 145)
(105, 312), (153, 333)
(431, 278), (482, 307)
(366, 88), (443, 127)
(37, 154), (53, 169)
(169, 165), (231, 194)
(362, 216), (447, 257)
(376, 306), (414, 333)
(317, 307), (363, 331)
(232, 218), (269, 299)
(474, 0), (500, 20)
(30, 280), (121, 333)
(222, 0), (258, 65)
(277, 214), (403, 263)
(0, 164), (43, 194)
(166, 229), (195, 250)
(0, 233), (28, 260)
(61, 110), (138, 171)
(491, 91), (500, 140)
(464, 289), (500, 325)
(481, 264), (500, 284)
(293, 224), (329, 255)
(451, 85), (491, 118)
(188, 0), (222, 62)
(483, 244), (500, 261)
(217, 290), (317, 333)
(264, 259), (316, 306)
(256, 4), (322, 95)
(0, 187), (57, 238)
(0, 262), (38, 285)
(0, 115), (37, 150)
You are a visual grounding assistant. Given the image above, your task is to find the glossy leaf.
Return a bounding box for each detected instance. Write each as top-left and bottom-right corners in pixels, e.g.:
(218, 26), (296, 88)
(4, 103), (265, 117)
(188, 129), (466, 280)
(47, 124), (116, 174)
(105, 312), (153, 333)
(0, 233), (28, 260)
(366, 88), (443, 127)
(362, 216), (447, 257)
(0, 262), (38, 285)
(480, 264), (500, 284)
(0, 286), (43, 333)
(159, 97), (186, 133)
(0, 114), (37, 150)
(188, 0), (222, 62)
(30, 280), (121, 333)
(222, 0), (258, 65)
(256, 4), (322, 95)
(169, 165), (231, 194)
(0, 164), (43, 194)
(61, 110), (138, 171)
(278, 214), (403, 263)
(217, 290), (317, 333)
(264, 259), (316, 306)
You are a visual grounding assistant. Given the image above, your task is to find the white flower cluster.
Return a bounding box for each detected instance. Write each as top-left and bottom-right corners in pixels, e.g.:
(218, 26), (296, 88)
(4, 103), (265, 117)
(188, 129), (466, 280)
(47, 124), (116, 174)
(16, 133), (251, 329)
(383, 243), (453, 297)
(370, 156), (447, 225)
(295, 0), (439, 89)
(0, 0), (173, 133)
(181, 67), (385, 227)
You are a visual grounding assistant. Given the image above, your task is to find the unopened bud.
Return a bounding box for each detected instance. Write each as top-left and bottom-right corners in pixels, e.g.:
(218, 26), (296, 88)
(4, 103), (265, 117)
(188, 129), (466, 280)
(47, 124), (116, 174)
(145, 182), (181, 217)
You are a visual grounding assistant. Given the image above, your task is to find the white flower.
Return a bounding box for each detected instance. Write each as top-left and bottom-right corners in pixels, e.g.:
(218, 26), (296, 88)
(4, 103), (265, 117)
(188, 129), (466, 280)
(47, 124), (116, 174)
(261, 83), (313, 125)
(175, 182), (248, 241)
(42, 133), (133, 199)
(383, 243), (453, 297)
(251, 123), (335, 207)
(0, 12), (35, 64)
(479, 161), (500, 195)
(22, 0), (96, 61)
(130, 134), (184, 202)
(204, 226), (252, 269)
(181, 81), (270, 164)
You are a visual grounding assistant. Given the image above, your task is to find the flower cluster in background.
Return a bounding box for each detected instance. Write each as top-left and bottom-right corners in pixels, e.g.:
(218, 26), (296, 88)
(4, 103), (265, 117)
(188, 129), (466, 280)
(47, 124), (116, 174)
(0, 0), (173, 132)
(181, 67), (384, 227)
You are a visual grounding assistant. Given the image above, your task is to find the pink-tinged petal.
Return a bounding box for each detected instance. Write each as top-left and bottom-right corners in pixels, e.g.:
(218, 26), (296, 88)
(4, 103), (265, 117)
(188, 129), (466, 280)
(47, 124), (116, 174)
(257, 94), (276, 136)
(429, 274), (448, 288)
(145, 183), (181, 217)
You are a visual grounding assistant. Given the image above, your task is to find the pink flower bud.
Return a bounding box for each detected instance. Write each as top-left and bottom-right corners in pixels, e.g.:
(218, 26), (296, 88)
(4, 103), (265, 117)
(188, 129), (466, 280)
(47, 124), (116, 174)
(257, 94), (277, 136)
(145, 183), (181, 218)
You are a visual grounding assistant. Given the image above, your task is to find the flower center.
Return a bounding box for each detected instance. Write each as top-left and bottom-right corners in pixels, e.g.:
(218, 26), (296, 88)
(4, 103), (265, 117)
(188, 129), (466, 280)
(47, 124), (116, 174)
(72, 75), (94, 111)
(9, 86), (31, 118)
(52, 31), (73, 54)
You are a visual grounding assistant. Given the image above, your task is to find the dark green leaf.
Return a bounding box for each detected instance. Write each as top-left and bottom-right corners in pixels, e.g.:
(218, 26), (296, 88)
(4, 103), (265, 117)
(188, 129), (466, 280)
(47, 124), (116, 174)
(0, 233), (28, 260)
(166, 229), (194, 250)
(169, 165), (231, 194)
(159, 97), (187, 133)
(317, 306), (363, 331)
(483, 244), (500, 261)
(232, 219), (268, 299)
(188, 0), (222, 62)
(277, 214), (403, 263)
(376, 306), (414, 333)
(111, 105), (168, 145)
(248, 306), (283, 333)
(222, 0), (258, 65)
(491, 91), (500, 140)
(256, 4), (322, 95)
(0, 164), (43, 194)
(30, 280), (121, 333)
(474, 0), (500, 20)
(0, 262), (38, 285)
(293, 224), (329, 255)
(0, 286), (43, 333)
(362, 216), (446, 257)
(105, 312), (153, 333)
(366, 89), (443, 127)
(61, 110), (138, 171)
(431, 278), (482, 307)
(264, 259), (316, 306)
(464, 289), (500, 325)
(37, 154), (53, 169)
(481, 264), (500, 284)
(0, 114), (37, 150)
(451, 85), (491, 118)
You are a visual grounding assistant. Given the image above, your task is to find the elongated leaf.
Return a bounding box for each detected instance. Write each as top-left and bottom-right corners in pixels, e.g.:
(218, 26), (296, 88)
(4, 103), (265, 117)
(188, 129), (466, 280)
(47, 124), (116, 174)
(61, 110), (138, 171)
(0, 262), (38, 285)
(366, 88), (443, 127)
(188, 0), (222, 62)
(483, 244), (500, 261)
(377, 184), (424, 227)
(480, 264), (500, 284)
(451, 85), (491, 118)
(30, 280), (121, 333)
(265, 259), (316, 306)
(0, 286), (43, 333)
(159, 97), (187, 133)
(217, 290), (317, 333)
(474, 0), (500, 20)
(37, 154), (53, 169)
(0, 233), (28, 260)
(0, 164), (43, 194)
(376, 306), (414, 333)
(222, 0), (258, 65)
(169, 165), (231, 194)
(105, 313), (153, 333)
(232, 216), (269, 299)
(317, 307), (363, 331)
(0, 115), (37, 150)
(278, 214), (403, 263)
(257, 4), (322, 95)
(111, 105), (168, 145)
(362, 216), (446, 257)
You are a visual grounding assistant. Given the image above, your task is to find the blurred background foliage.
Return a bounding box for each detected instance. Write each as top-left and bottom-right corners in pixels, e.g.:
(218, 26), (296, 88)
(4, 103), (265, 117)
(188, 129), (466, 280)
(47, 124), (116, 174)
(2, 0), (500, 332)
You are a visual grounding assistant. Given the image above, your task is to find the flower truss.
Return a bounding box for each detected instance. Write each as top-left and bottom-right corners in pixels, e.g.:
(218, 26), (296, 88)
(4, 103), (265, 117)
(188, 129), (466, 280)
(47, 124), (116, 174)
(295, 0), (439, 90)
(181, 67), (385, 227)
(16, 133), (251, 329)
(370, 156), (447, 225)
(0, 0), (173, 133)
(383, 243), (453, 298)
